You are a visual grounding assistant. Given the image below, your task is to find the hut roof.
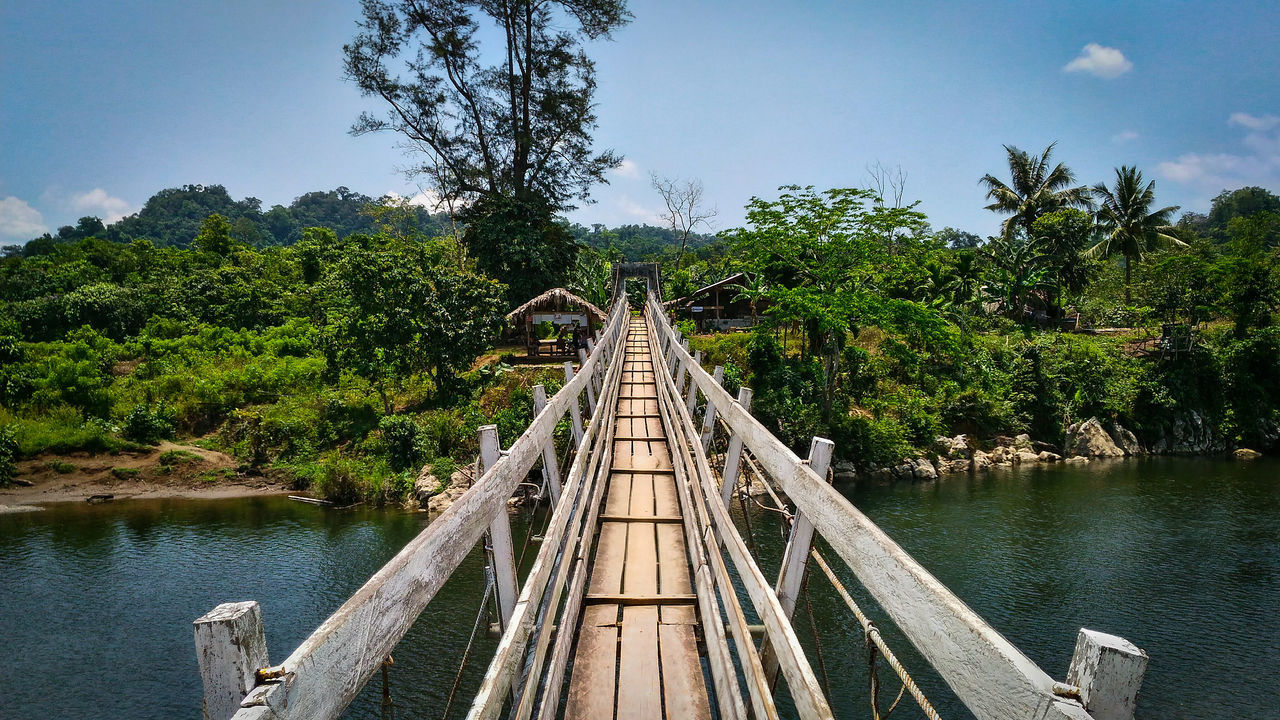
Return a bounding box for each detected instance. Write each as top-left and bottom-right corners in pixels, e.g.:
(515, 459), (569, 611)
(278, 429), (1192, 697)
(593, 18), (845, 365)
(663, 272), (749, 308)
(506, 287), (606, 322)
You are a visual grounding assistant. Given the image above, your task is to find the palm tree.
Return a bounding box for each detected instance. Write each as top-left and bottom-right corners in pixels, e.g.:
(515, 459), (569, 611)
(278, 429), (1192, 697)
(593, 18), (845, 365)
(1087, 166), (1183, 304)
(980, 143), (1093, 240)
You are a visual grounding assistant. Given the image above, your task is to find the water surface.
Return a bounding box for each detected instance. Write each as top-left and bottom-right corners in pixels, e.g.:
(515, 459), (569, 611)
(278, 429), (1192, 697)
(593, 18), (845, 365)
(1, 457), (1276, 719)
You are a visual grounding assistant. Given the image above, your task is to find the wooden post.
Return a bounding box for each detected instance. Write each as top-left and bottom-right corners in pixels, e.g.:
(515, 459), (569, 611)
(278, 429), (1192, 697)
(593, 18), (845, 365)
(194, 601), (269, 720)
(1066, 629), (1148, 720)
(720, 387), (753, 506)
(585, 338), (602, 393)
(700, 366), (724, 451)
(676, 344), (691, 390)
(578, 348), (596, 416)
(775, 437), (834, 618)
(480, 425), (518, 630)
(684, 349), (701, 416)
(562, 362), (584, 445)
(531, 385), (562, 505)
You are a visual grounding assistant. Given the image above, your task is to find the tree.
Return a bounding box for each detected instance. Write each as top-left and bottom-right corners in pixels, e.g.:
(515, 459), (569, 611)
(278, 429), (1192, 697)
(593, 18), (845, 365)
(1087, 166), (1183, 304)
(193, 214), (235, 256)
(730, 272), (768, 324)
(1207, 186), (1280, 231)
(651, 174), (716, 271)
(982, 231), (1051, 318)
(980, 143), (1092, 240)
(461, 193), (577, 304)
(343, 0), (630, 212)
(729, 186), (928, 420)
(935, 226), (983, 249)
(322, 236), (505, 410)
(1031, 208), (1096, 317)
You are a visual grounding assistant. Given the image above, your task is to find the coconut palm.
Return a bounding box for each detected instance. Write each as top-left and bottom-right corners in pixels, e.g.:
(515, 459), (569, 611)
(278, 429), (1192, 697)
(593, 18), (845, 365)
(980, 143), (1093, 240)
(1087, 166), (1183, 303)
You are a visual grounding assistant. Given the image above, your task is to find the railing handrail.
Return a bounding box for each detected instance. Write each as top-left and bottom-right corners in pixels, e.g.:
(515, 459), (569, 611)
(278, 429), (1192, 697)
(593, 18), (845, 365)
(644, 293), (1095, 720)
(219, 299), (631, 720)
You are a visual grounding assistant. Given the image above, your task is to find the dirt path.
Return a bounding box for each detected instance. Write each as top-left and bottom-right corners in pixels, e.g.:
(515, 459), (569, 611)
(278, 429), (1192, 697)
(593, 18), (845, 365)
(1, 440), (290, 511)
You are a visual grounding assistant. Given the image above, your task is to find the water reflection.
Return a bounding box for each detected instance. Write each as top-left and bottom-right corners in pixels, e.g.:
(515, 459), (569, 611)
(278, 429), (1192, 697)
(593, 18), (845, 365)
(1, 458), (1276, 719)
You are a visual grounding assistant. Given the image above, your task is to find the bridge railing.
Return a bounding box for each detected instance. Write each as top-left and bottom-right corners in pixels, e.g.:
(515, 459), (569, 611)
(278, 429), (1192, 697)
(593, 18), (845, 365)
(193, 297), (631, 720)
(644, 293), (1147, 720)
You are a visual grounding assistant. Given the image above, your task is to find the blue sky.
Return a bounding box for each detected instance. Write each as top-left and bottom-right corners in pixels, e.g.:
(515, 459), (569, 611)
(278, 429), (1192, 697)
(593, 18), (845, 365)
(2, 0), (1278, 243)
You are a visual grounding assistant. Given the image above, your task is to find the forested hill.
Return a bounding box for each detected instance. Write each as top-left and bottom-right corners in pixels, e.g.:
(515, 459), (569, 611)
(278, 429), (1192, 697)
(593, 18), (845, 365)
(10, 184), (453, 253)
(568, 223), (716, 261)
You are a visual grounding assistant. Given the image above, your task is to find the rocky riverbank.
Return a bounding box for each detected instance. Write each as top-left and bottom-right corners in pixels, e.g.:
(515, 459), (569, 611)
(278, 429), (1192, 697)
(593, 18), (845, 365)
(836, 415), (1268, 483)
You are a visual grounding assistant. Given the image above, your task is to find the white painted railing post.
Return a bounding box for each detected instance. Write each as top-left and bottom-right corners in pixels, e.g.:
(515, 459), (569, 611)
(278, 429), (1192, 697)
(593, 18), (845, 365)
(775, 437), (834, 618)
(480, 425), (518, 630)
(719, 387), (753, 506)
(194, 601), (269, 720)
(585, 339), (600, 394)
(1065, 629), (1148, 720)
(684, 349), (701, 416)
(700, 365), (724, 451)
(531, 385), (562, 505)
(562, 362), (584, 445)
(577, 349), (596, 416)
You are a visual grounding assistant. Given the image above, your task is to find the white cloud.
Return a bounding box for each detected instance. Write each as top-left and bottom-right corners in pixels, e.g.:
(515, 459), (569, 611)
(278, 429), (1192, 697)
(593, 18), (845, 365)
(69, 188), (134, 223)
(1112, 130), (1140, 143)
(0, 196), (48, 241)
(612, 159), (640, 179)
(1229, 112), (1280, 132)
(617, 195), (663, 225)
(1157, 112), (1280, 193)
(1063, 43), (1133, 79)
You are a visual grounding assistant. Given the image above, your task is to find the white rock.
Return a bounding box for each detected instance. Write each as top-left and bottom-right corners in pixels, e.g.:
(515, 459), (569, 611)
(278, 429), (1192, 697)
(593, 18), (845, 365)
(1065, 417), (1125, 458)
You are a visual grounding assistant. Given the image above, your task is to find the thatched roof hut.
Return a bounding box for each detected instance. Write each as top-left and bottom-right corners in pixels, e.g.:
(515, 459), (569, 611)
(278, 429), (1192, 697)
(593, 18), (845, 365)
(506, 287), (606, 324)
(507, 288), (606, 359)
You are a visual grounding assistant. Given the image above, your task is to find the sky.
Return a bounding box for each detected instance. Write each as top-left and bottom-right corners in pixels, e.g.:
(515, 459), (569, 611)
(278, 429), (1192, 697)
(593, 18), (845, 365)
(2, 0), (1279, 244)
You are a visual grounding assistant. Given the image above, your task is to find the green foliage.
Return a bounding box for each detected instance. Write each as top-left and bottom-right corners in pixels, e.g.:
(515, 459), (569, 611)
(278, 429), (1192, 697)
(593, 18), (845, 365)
(158, 449), (200, 465)
(461, 194), (578, 305)
(379, 415), (426, 472)
(122, 403), (176, 444)
(46, 459), (76, 474)
(0, 425), (17, 487)
(110, 467), (140, 480)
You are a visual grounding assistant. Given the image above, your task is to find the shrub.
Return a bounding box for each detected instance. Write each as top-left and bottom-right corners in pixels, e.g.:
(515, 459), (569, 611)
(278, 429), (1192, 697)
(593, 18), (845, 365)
(111, 467), (140, 480)
(0, 425), (17, 487)
(47, 460), (76, 474)
(379, 414), (425, 472)
(122, 403), (176, 444)
(158, 449), (200, 465)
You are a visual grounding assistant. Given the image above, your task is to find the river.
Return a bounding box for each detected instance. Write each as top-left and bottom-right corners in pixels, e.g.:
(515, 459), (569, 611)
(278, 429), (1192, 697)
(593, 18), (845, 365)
(1, 457), (1276, 719)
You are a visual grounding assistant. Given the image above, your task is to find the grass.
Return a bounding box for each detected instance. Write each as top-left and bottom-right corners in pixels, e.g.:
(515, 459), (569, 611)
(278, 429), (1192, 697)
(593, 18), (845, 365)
(110, 467), (140, 480)
(158, 449), (201, 465)
(46, 459), (76, 474)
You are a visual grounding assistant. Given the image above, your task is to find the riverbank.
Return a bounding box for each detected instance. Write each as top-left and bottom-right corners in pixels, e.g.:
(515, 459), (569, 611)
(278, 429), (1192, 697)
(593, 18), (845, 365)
(0, 441), (290, 511)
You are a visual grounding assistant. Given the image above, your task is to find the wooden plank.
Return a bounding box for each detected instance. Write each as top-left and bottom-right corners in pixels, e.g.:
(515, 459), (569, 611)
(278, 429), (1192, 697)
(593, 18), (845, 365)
(480, 426), (518, 629)
(584, 593), (696, 605)
(660, 623), (713, 720)
(623, 522), (658, 595)
(617, 606), (662, 720)
(658, 605), (698, 625)
(590, 523), (627, 595)
(651, 474), (680, 516)
(656, 523), (692, 594)
(647, 296), (1094, 720)
(564, 622), (619, 720)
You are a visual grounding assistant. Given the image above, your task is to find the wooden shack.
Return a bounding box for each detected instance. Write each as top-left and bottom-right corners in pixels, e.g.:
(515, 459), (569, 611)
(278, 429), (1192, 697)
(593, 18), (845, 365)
(664, 272), (765, 332)
(506, 288), (606, 359)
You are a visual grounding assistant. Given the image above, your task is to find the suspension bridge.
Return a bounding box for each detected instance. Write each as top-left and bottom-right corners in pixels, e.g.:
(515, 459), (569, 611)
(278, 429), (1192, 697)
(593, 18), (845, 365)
(194, 264), (1147, 720)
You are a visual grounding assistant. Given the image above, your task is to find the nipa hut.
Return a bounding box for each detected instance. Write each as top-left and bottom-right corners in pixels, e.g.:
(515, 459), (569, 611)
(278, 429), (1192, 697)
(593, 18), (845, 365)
(663, 272), (765, 332)
(506, 288), (607, 358)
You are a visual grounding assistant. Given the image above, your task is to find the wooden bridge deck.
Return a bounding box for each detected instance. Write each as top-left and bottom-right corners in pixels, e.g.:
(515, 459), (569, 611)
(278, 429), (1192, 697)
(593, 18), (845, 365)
(565, 318), (712, 720)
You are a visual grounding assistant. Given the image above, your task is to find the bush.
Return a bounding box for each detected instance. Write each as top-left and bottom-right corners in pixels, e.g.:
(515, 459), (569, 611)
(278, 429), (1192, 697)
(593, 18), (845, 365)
(111, 467), (140, 480)
(379, 414), (425, 472)
(122, 403), (176, 444)
(158, 449), (200, 465)
(830, 413), (911, 469)
(0, 425), (17, 487)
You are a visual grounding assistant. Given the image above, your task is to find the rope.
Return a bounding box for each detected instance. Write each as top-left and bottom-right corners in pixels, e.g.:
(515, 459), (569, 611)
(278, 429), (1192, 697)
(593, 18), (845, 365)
(441, 577), (494, 720)
(801, 572), (833, 701)
(809, 549), (942, 720)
